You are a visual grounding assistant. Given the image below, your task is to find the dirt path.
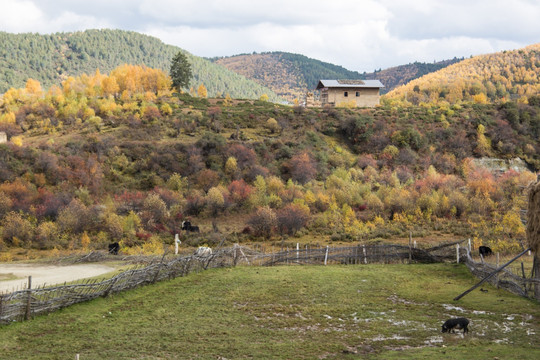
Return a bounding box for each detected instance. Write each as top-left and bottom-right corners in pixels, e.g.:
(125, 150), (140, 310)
(0, 263), (116, 293)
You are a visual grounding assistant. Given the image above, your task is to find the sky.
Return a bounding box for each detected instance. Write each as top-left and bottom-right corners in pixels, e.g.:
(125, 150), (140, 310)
(1, 0), (539, 72)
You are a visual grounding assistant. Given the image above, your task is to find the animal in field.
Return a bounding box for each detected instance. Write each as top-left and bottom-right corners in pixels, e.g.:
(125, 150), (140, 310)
(193, 246), (212, 257)
(181, 220), (200, 233)
(442, 317), (469, 334)
(108, 242), (120, 255)
(479, 246), (493, 257)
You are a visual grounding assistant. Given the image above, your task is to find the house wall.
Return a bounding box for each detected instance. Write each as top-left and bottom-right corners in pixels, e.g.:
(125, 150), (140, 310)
(322, 87), (380, 107)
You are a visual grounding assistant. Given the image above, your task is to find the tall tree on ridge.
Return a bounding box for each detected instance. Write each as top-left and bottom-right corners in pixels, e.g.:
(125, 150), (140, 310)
(170, 51), (192, 92)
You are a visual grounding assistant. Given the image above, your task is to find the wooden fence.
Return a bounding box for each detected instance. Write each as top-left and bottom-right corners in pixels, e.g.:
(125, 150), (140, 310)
(1, 241), (537, 324)
(461, 250), (540, 300)
(0, 253), (222, 325)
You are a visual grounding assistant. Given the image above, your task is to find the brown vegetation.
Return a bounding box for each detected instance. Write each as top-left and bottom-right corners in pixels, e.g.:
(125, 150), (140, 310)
(0, 63), (538, 258)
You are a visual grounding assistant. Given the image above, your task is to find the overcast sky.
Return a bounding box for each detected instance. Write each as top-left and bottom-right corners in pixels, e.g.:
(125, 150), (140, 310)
(1, 0), (539, 72)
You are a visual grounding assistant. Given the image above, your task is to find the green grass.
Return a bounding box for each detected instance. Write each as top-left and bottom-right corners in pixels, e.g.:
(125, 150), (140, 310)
(0, 264), (538, 359)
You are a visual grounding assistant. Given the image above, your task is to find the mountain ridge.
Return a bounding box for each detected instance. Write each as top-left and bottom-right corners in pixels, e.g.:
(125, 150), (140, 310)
(385, 43), (540, 105)
(211, 51), (463, 101)
(0, 29), (281, 101)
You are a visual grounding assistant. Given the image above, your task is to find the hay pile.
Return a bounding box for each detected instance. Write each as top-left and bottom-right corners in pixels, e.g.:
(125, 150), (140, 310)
(528, 180), (540, 255)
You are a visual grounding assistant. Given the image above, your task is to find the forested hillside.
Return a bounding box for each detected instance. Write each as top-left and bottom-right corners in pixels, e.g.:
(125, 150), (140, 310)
(212, 52), (461, 101)
(364, 58), (463, 93)
(0, 65), (537, 257)
(0, 29), (280, 101)
(385, 44), (540, 105)
(212, 52), (363, 102)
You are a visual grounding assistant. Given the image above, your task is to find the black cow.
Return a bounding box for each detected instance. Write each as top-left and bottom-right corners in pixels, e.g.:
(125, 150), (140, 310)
(108, 242), (120, 255)
(479, 246), (493, 257)
(181, 220), (200, 233)
(442, 317), (469, 334)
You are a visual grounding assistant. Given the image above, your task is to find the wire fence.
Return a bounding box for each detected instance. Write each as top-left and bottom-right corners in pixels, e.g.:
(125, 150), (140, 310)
(0, 241), (537, 324)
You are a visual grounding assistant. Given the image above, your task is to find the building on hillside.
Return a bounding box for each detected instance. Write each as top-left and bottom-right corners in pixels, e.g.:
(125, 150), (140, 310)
(316, 79), (384, 107)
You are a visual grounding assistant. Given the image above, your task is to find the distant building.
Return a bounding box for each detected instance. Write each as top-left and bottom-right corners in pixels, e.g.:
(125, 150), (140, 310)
(316, 79), (384, 107)
(0, 132), (6, 144)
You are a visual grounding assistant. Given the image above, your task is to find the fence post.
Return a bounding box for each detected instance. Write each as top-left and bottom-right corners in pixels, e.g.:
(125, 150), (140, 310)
(521, 262), (528, 297)
(174, 234), (180, 255)
(25, 276), (32, 321)
(408, 232), (412, 262)
(456, 244), (460, 264)
(324, 246), (329, 265)
(496, 253), (500, 288)
(296, 243), (299, 263)
(363, 245), (367, 264)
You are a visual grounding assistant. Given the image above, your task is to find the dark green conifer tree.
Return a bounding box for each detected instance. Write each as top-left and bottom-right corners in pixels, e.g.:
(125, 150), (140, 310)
(170, 51), (192, 91)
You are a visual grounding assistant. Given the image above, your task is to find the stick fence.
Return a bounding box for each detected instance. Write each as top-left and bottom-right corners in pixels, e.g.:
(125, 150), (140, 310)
(1, 241), (537, 324)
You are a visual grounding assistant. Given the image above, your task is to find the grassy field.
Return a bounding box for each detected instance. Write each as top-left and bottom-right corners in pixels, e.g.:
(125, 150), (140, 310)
(0, 263), (538, 359)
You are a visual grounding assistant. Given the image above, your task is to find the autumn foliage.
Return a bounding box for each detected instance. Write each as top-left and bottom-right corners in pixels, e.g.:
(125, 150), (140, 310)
(0, 63), (538, 255)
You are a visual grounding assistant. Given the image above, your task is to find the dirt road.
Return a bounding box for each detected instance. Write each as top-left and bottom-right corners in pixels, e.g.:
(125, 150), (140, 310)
(0, 263), (115, 293)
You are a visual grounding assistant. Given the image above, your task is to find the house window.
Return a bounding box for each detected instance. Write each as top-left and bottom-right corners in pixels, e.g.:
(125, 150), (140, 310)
(356, 91), (360, 97)
(344, 91), (348, 97)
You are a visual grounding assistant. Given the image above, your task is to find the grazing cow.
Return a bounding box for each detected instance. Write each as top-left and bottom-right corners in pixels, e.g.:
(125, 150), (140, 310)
(194, 246), (212, 257)
(182, 220), (200, 233)
(479, 246), (493, 257)
(108, 242), (120, 255)
(442, 317), (469, 334)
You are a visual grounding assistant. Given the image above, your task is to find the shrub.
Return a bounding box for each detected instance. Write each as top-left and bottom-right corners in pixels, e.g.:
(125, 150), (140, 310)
(276, 204), (310, 236)
(288, 152), (317, 184)
(1, 211), (34, 246)
(35, 221), (59, 249)
(247, 206), (277, 239)
(265, 117), (281, 134)
(57, 199), (90, 234)
(141, 193), (169, 229)
(228, 179), (254, 206)
(206, 186), (225, 216)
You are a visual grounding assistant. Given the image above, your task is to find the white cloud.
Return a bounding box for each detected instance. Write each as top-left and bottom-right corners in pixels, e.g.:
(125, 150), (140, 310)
(1, 0), (539, 72)
(0, 0), (111, 33)
(0, 0), (43, 32)
(138, 0), (389, 27)
(145, 18), (393, 71)
(382, 0), (540, 43)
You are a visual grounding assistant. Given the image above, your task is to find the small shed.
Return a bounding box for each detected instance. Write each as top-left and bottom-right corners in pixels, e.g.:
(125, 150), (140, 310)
(316, 79), (384, 107)
(0, 132), (6, 144)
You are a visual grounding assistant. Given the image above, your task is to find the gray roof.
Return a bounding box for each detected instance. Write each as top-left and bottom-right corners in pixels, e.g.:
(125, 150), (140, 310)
(316, 79), (384, 89)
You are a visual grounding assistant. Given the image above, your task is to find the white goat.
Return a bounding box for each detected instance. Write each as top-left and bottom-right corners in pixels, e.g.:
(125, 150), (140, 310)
(193, 246), (212, 257)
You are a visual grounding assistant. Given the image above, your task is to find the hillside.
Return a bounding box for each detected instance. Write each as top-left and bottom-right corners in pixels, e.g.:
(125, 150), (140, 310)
(0, 67), (537, 255)
(212, 52), (363, 102)
(385, 43), (540, 105)
(0, 29), (280, 101)
(212, 52), (461, 101)
(363, 58), (463, 93)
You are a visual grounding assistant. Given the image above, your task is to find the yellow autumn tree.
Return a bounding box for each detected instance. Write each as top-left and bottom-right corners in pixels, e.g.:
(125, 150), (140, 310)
(0, 111), (16, 124)
(475, 124), (491, 156)
(81, 231), (91, 250)
(101, 76), (120, 97)
(11, 135), (23, 147)
(197, 84), (208, 98)
(224, 157), (238, 178)
(25, 78), (42, 96)
(223, 93), (232, 106)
